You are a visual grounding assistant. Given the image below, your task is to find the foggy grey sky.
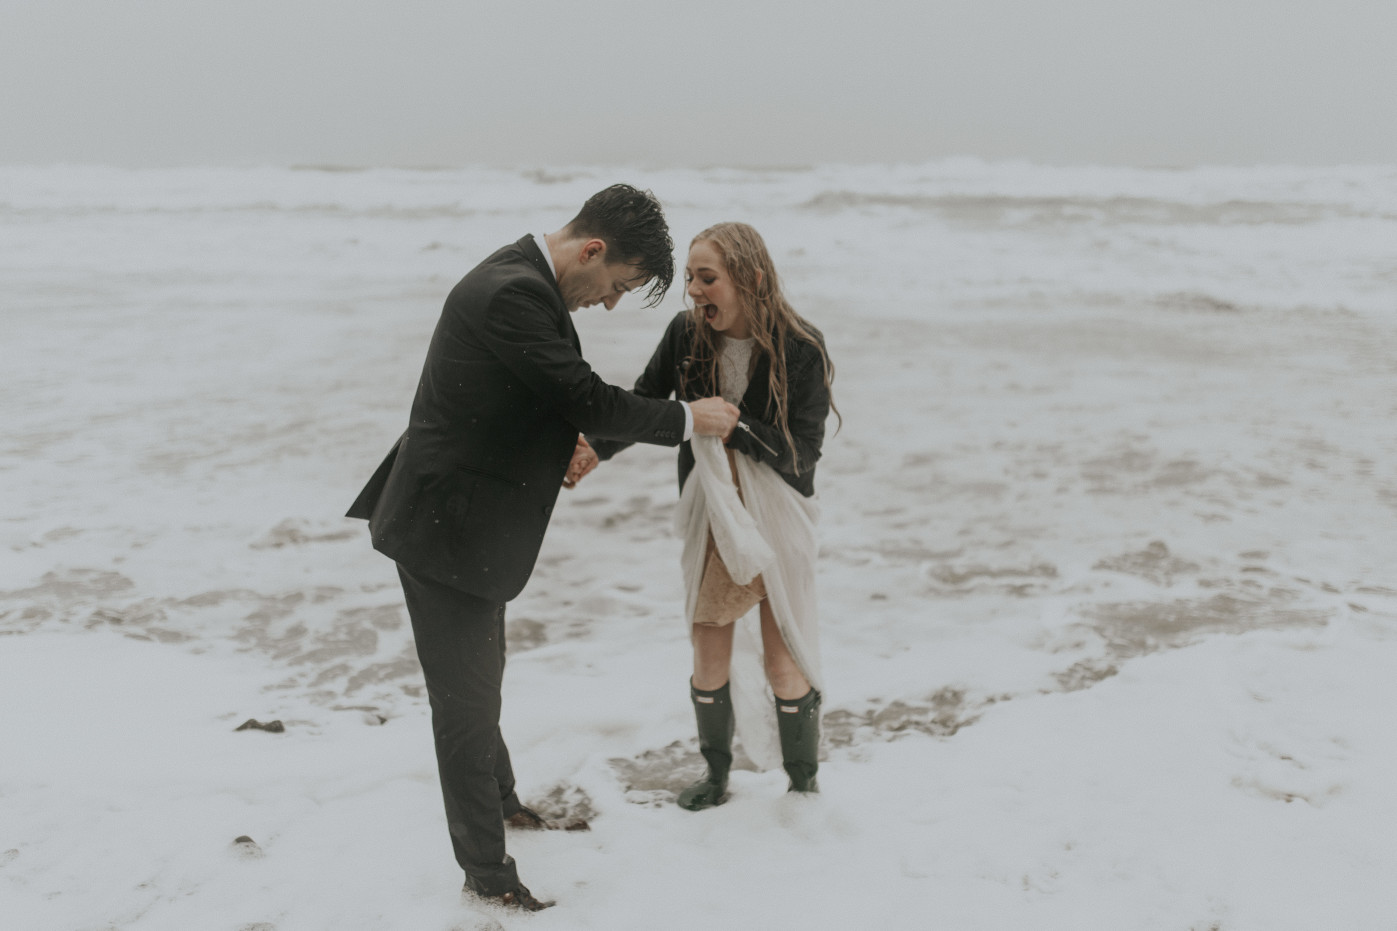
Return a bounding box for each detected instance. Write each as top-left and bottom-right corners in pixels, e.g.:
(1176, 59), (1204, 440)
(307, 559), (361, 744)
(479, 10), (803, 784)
(3, 0), (1395, 169)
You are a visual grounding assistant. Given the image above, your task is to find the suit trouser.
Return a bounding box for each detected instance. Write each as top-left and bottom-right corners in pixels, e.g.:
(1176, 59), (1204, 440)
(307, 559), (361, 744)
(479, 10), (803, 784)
(397, 564), (524, 895)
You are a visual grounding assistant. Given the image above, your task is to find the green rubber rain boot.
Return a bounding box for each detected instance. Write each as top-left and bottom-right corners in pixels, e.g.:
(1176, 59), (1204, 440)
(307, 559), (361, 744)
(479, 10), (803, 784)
(776, 688), (822, 793)
(677, 681), (734, 811)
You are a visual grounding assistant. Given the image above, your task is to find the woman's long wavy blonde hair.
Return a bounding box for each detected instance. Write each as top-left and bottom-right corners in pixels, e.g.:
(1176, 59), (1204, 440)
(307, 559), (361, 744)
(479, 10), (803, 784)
(680, 222), (839, 471)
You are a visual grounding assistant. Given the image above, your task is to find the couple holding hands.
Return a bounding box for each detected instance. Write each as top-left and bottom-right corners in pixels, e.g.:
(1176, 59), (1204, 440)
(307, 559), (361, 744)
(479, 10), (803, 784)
(347, 184), (837, 912)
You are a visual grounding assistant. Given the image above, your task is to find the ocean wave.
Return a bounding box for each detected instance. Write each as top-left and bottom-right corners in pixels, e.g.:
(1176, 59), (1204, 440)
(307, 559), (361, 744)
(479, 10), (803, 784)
(798, 190), (1391, 226)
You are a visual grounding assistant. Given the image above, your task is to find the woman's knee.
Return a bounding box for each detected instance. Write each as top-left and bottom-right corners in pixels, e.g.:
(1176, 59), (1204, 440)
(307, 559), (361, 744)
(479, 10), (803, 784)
(764, 654), (810, 699)
(691, 624), (733, 688)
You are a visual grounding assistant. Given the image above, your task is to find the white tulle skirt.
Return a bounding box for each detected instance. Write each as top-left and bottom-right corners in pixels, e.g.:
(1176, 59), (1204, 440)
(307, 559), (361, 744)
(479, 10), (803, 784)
(675, 435), (823, 772)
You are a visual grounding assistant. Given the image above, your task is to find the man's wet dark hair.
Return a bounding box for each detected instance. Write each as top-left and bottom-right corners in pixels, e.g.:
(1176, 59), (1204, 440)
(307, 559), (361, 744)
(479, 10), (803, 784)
(563, 184), (675, 306)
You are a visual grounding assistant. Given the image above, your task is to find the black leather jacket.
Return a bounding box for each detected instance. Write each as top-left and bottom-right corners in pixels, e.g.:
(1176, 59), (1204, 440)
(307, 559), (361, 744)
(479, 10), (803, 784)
(591, 311), (832, 497)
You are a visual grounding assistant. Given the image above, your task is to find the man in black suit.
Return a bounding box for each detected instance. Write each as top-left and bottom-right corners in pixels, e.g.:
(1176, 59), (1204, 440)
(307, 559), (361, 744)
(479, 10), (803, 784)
(347, 185), (738, 912)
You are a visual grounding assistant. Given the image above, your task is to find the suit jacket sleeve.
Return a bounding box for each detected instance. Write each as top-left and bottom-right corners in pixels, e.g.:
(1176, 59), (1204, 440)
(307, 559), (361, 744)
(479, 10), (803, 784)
(480, 281), (686, 446)
(589, 312), (687, 462)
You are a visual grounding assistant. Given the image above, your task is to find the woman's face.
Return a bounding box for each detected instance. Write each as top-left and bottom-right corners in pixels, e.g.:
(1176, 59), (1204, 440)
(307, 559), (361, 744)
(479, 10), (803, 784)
(686, 240), (750, 339)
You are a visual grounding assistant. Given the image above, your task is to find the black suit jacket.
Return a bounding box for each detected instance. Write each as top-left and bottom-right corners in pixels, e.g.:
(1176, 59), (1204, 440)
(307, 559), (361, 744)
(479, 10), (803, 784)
(347, 236), (686, 602)
(590, 311), (830, 498)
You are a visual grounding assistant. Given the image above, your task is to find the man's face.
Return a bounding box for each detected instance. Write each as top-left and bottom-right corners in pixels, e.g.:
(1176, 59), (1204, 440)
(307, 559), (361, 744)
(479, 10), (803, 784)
(562, 246), (650, 313)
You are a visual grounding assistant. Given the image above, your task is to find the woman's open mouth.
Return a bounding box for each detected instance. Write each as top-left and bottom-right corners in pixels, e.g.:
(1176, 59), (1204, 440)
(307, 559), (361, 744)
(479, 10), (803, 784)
(703, 303), (719, 321)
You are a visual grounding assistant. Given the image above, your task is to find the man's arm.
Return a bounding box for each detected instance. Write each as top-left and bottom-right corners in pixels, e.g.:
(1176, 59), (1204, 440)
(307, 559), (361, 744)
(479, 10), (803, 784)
(586, 314), (683, 462)
(482, 283), (689, 446)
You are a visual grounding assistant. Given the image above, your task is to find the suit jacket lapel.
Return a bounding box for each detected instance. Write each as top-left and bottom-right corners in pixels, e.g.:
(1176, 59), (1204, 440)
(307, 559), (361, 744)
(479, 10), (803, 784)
(517, 235), (580, 351)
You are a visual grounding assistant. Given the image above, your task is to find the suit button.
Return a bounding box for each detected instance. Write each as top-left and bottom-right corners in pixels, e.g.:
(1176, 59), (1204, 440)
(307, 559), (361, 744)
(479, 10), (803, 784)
(542, 505), (553, 516)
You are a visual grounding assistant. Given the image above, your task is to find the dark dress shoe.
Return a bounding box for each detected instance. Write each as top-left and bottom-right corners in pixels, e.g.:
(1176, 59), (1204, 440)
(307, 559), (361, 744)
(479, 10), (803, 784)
(505, 805), (590, 832)
(464, 881), (556, 912)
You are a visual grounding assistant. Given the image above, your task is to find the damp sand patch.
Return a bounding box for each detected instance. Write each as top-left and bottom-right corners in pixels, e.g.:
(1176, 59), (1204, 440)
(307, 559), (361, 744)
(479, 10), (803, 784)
(1056, 592), (1330, 691)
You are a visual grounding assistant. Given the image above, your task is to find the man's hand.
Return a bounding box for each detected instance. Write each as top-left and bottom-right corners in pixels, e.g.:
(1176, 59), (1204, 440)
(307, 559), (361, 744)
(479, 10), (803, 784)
(689, 397), (741, 440)
(562, 435), (599, 489)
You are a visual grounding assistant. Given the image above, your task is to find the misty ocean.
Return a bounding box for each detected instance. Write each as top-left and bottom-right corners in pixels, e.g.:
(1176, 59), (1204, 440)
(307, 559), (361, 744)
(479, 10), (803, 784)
(3, 162), (1397, 929)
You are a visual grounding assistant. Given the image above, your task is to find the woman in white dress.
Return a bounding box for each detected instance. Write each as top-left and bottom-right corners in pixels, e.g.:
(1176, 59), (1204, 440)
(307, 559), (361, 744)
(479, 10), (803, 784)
(588, 222), (838, 810)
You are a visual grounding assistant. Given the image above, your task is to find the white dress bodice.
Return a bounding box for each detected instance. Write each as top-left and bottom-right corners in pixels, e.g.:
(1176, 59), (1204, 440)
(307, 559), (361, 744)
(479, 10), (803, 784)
(718, 336), (755, 404)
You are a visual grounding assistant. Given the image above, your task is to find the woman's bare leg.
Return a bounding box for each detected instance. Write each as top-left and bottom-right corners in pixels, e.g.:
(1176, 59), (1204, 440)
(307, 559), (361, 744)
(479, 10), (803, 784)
(759, 600), (811, 700)
(691, 622), (736, 691)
